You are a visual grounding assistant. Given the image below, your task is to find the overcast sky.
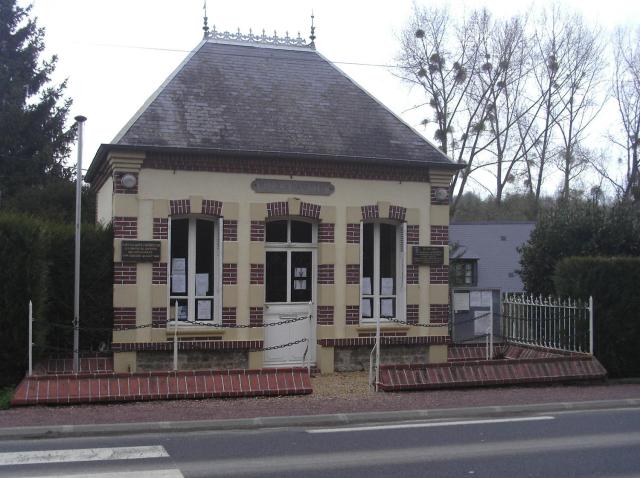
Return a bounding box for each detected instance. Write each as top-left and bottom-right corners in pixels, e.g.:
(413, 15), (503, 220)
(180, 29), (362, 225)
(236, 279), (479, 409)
(21, 0), (640, 194)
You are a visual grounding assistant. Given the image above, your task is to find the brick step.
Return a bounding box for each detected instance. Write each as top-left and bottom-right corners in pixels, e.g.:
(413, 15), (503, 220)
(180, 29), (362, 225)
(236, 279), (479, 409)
(11, 367), (312, 406)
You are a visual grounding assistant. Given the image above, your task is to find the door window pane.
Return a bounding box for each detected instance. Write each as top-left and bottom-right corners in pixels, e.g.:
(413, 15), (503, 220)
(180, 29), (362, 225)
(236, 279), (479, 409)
(266, 220), (287, 242)
(196, 219), (215, 296)
(379, 223), (396, 295)
(291, 251), (312, 302)
(291, 220), (313, 243)
(170, 219), (188, 296)
(266, 251), (287, 302)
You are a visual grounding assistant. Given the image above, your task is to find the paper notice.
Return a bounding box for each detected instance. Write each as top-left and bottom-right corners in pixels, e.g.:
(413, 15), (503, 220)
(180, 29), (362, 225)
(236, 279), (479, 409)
(360, 298), (372, 318)
(197, 300), (212, 321)
(381, 278), (394, 295)
(294, 279), (307, 290)
(453, 292), (470, 311)
(361, 277), (372, 295)
(474, 309), (491, 335)
(469, 291), (482, 307)
(196, 273), (209, 296)
(172, 258), (186, 273)
(171, 274), (186, 293)
(381, 298), (394, 317)
(294, 267), (307, 278)
(177, 304), (187, 321)
(481, 291), (493, 307)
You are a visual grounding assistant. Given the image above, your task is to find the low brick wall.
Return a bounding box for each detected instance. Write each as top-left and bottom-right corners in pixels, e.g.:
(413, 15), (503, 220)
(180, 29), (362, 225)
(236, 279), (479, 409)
(335, 345), (431, 372)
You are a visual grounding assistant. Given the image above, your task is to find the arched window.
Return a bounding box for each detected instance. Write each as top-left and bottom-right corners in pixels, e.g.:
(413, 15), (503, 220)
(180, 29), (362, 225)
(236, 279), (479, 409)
(169, 216), (222, 324)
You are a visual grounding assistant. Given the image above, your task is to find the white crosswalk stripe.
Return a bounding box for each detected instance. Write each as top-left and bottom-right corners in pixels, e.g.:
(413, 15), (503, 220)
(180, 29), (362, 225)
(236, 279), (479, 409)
(0, 446), (169, 466)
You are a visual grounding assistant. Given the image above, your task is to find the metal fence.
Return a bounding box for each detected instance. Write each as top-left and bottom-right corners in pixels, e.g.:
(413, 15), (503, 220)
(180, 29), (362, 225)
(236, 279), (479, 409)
(502, 294), (593, 354)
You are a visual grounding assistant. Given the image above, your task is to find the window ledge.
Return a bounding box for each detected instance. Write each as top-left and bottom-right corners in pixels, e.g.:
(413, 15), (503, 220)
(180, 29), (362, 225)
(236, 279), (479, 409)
(355, 324), (410, 332)
(165, 324), (226, 337)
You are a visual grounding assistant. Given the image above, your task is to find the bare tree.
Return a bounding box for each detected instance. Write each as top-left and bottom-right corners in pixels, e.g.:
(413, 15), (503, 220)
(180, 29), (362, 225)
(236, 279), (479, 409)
(611, 26), (640, 201)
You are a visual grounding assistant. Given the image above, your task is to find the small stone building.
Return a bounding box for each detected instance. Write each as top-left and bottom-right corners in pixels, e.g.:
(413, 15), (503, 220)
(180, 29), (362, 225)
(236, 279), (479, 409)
(85, 29), (461, 373)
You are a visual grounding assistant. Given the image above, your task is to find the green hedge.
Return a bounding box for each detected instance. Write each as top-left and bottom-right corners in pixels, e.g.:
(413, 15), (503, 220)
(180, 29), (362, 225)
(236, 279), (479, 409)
(554, 257), (640, 378)
(0, 213), (112, 387)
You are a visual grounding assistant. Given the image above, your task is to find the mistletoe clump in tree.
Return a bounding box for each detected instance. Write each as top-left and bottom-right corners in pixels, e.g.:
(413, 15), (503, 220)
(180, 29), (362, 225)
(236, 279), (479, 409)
(0, 0), (75, 202)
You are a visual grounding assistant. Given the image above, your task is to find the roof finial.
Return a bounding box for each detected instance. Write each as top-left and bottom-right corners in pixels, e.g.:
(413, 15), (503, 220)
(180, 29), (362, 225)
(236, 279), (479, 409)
(203, 0), (210, 39)
(309, 10), (316, 48)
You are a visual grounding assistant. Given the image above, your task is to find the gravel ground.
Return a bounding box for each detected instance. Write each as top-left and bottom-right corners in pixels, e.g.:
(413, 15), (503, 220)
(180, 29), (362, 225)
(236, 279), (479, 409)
(1, 373), (639, 429)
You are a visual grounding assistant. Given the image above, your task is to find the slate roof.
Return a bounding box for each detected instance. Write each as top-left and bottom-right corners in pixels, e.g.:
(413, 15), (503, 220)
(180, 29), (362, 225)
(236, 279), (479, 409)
(87, 39), (457, 180)
(449, 222), (536, 293)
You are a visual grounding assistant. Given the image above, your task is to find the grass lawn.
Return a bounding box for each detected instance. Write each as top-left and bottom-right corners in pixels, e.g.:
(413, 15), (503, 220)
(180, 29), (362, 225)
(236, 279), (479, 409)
(0, 388), (13, 409)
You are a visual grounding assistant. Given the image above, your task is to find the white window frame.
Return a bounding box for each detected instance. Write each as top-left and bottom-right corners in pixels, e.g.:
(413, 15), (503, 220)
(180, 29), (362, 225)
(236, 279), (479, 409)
(264, 219), (317, 305)
(167, 215), (223, 325)
(359, 221), (407, 324)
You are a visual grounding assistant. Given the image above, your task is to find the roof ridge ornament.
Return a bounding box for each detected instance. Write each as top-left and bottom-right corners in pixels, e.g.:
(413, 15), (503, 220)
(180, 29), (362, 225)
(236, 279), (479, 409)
(202, 0), (209, 39)
(309, 11), (316, 49)
(205, 25), (311, 48)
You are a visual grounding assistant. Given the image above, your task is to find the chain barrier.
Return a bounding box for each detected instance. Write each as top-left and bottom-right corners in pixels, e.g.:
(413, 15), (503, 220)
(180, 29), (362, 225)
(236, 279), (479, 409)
(260, 338), (308, 352)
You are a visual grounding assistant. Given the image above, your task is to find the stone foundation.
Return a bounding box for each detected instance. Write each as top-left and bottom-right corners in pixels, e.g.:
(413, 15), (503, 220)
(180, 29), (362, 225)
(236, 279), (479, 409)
(136, 350), (249, 372)
(334, 345), (429, 372)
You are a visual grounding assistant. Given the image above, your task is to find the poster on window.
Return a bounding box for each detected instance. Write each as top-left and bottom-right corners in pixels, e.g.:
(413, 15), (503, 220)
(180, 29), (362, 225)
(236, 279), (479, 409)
(381, 278), (394, 295)
(380, 298), (394, 318)
(360, 298), (372, 318)
(361, 277), (372, 295)
(294, 267), (307, 278)
(196, 273), (209, 296)
(197, 300), (212, 321)
(171, 274), (186, 293)
(177, 304), (188, 321)
(294, 279), (307, 290)
(172, 258), (186, 273)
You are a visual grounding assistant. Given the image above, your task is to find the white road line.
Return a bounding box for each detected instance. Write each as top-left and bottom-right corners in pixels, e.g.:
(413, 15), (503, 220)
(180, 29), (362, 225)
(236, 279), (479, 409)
(0, 446), (169, 466)
(307, 415), (555, 433)
(22, 471), (184, 478)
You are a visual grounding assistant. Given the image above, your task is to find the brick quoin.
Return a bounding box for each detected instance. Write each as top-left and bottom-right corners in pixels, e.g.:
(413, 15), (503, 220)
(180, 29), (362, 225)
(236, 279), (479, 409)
(430, 265), (449, 284)
(406, 304), (419, 325)
(249, 307), (263, 327)
(318, 223), (335, 243)
(430, 304), (449, 323)
(407, 265), (419, 285)
(346, 264), (359, 284)
(250, 221), (265, 241)
(266, 201), (289, 217)
(143, 153), (432, 183)
(317, 264), (335, 284)
(250, 264), (264, 284)
(113, 172), (138, 194)
(169, 199), (191, 216)
(407, 225), (419, 245)
(113, 262), (136, 284)
(299, 202), (321, 219)
(152, 262), (167, 284)
(113, 217), (137, 238)
(430, 225), (449, 246)
(388, 205), (407, 221)
(223, 263), (237, 285)
(361, 205), (379, 220)
(153, 218), (168, 239)
(222, 307), (237, 327)
(202, 199), (223, 217)
(317, 306), (334, 325)
(114, 307), (136, 329)
(152, 308), (167, 328)
(346, 305), (360, 325)
(223, 220), (237, 241)
(346, 223), (360, 243)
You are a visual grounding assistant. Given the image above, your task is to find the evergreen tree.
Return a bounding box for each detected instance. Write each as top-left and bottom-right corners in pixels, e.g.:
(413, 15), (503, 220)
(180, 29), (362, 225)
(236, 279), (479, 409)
(0, 0), (75, 202)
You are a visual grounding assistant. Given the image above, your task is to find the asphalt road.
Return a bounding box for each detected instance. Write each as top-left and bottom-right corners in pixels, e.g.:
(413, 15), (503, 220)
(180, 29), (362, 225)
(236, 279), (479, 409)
(1, 407), (640, 477)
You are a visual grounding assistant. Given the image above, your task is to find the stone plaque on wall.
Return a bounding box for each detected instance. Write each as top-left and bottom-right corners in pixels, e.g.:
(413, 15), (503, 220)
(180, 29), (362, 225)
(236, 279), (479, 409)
(412, 246), (445, 266)
(121, 240), (161, 262)
(251, 178), (335, 196)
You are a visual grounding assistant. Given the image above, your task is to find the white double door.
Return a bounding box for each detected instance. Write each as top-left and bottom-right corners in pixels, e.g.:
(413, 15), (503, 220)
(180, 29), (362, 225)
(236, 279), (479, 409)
(263, 248), (316, 367)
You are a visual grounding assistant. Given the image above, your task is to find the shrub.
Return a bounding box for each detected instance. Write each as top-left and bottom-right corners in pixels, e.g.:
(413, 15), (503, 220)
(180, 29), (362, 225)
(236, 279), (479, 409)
(554, 256), (640, 378)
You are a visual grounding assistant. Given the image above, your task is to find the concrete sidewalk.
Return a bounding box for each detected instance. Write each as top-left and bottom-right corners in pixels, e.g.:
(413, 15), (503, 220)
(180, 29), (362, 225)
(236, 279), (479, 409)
(1, 373), (639, 439)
